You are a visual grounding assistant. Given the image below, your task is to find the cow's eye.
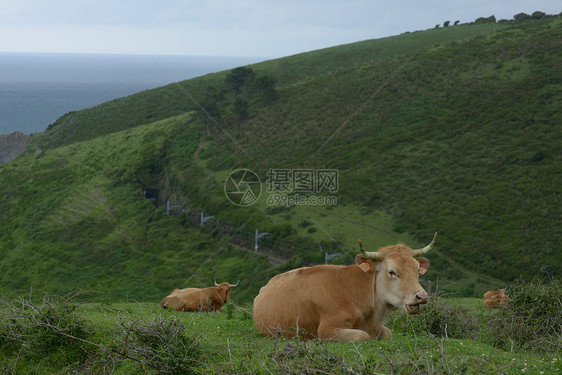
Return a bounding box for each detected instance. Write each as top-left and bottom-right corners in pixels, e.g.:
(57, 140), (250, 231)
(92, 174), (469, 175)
(389, 270), (399, 278)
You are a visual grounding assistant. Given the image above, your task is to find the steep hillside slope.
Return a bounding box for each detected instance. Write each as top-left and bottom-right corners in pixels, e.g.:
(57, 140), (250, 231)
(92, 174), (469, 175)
(204, 17), (562, 281)
(0, 116), (279, 301)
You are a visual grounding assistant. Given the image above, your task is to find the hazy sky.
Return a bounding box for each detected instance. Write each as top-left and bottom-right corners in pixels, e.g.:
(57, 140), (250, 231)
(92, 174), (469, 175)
(1, 0), (559, 58)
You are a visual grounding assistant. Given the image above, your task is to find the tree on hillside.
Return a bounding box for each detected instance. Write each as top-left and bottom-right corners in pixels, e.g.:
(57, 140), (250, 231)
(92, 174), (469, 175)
(224, 67), (255, 101)
(454, 20), (460, 26)
(192, 85), (223, 136)
(204, 84), (226, 105)
(531, 11), (546, 19)
(514, 13), (531, 22)
(474, 15), (496, 24)
(443, 20), (450, 27)
(253, 74), (278, 107)
(196, 98), (220, 137)
(232, 97), (249, 120)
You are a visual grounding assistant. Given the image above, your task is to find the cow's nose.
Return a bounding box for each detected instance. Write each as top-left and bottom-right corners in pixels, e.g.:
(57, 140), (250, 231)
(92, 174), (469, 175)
(414, 291), (428, 304)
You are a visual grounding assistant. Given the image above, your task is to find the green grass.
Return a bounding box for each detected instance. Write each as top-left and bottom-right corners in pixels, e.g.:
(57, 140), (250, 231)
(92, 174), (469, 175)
(2, 294), (560, 374)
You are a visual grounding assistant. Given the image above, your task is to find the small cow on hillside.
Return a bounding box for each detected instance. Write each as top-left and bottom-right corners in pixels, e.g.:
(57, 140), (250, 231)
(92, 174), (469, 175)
(482, 288), (511, 308)
(253, 233), (436, 342)
(160, 279), (239, 312)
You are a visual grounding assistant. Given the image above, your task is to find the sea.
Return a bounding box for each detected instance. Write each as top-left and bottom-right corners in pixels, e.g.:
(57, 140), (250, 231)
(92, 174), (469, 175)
(0, 52), (262, 135)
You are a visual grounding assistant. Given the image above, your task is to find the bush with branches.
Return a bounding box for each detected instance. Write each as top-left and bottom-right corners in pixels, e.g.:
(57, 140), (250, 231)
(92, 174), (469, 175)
(486, 278), (562, 352)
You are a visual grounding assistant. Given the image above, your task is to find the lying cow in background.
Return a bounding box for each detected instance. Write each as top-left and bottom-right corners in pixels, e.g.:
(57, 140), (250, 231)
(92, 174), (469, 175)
(253, 233), (437, 342)
(160, 279), (239, 312)
(482, 288), (511, 308)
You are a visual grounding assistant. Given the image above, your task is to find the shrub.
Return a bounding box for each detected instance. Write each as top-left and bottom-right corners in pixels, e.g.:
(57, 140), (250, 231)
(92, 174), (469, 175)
(0, 292), (98, 366)
(388, 294), (479, 339)
(486, 278), (562, 353)
(224, 302), (235, 319)
(0, 292), (204, 374)
(268, 340), (352, 374)
(299, 219), (311, 228)
(108, 315), (203, 374)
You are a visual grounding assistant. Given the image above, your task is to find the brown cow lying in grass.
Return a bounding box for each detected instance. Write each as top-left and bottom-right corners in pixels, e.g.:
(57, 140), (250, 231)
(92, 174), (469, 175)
(482, 288), (511, 308)
(254, 233), (437, 342)
(160, 279), (239, 312)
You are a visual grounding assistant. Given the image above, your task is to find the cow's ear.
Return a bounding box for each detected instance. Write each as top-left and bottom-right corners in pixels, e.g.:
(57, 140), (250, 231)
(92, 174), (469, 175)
(355, 254), (367, 265)
(416, 257), (430, 275)
(355, 255), (374, 273)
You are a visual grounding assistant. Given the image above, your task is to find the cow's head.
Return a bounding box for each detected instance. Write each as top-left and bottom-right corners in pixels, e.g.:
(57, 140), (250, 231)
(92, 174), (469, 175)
(214, 278), (240, 302)
(355, 233), (436, 314)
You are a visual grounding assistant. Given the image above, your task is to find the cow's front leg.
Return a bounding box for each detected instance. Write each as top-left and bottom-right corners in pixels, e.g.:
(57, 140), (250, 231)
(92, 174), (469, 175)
(377, 325), (392, 339)
(363, 319), (392, 340)
(317, 320), (370, 342)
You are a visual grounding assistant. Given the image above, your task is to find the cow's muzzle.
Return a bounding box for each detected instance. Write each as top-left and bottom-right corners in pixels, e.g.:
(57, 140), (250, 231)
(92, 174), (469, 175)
(405, 304), (422, 314)
(404, 291), (429, 314)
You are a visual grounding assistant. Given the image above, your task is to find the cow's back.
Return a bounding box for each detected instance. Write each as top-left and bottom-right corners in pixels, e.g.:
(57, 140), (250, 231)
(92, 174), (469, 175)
(172, 287), (200, 296)
(161, 293), (187, 311)
(483, 290), (499, 300)
(253, 265), (348, 338)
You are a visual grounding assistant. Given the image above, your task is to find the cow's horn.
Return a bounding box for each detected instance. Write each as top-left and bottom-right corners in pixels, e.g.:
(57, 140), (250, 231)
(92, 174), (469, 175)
(412, 232), (437, 257)
(359, 239), (383, 261)
(228, 280), (240, 287)
(214, 278), (219, 286)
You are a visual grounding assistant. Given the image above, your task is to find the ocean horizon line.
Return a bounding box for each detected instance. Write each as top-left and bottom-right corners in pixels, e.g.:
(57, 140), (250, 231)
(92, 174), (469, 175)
(0, 50), (269, 61)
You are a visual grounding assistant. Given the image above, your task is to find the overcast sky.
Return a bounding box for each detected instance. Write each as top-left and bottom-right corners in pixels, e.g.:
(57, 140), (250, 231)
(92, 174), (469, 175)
(0, 0), (559, 58)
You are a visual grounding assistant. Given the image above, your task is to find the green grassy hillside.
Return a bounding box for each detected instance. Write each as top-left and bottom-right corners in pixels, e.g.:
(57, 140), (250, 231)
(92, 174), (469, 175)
(0, 116), (281, 301)
(203, 16), (562, 284)
(1, 16), (560, 302)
